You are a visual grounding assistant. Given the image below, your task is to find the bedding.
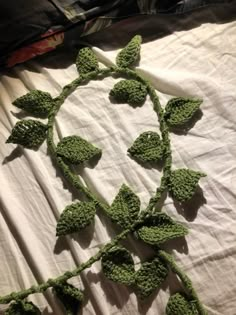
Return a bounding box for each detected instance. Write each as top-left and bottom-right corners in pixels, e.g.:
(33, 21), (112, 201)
(0, 3), (236, 315)
(0, 0), (233, 68)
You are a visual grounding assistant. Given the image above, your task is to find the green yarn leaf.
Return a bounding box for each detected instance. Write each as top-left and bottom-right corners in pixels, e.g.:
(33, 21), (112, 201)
(53, 283), (84, 315)
(12, 90), (54, 118)
(56, 135), (101, 165)
(6, 120), (48, 149)
(164, 97), (202, 127)
(128, 131), (164, 163)
(166, 293), (198, 315)
(56, 201), (96, 236)
(110, 79), (147, 106)
(6, 300), (41, 315)
(116, 35), (142, 68)
(76, 47), (99, 76)
(170, 169), (206, 202)
(136, 213), (188, 245)
(134, 257), (168, 299)
(107, 184), (140, 228)
(101, 246), (135, 285)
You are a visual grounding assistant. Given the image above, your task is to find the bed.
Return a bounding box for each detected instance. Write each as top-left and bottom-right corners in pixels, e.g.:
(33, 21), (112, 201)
(0, 3), (236, 315)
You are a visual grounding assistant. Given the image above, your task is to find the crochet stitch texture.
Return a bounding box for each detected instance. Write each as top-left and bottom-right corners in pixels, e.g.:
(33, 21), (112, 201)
(2, 35), (208, 315)
(56, 135), (101, 165)
(110, 79), (148, 105)
(12, 90), (54, 118)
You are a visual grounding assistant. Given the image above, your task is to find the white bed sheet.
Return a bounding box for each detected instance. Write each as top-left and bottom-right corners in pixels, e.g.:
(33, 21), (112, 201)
(0, 14), (236, 315)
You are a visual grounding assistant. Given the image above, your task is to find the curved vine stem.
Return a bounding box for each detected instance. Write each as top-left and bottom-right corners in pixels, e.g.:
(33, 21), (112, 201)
(47, 68), (114, 214)
(0, 65), (207, 315)
(47, 66), (172, 215)
(146, 84), (172, 211)
(0, 67), (168, 304)
(113, 68), (172, 212)
(0, 225), (134, 304)
(0, 67), (169, 304)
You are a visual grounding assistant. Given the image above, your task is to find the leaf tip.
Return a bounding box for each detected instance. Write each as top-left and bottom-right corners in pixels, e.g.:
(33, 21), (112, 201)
(5, 136), (11, 144)
(116, 35), (142, 68)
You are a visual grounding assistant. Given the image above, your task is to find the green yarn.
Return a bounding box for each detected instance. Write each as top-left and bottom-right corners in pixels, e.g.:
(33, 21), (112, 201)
(56, 201), (96, 236)
(166, 293), (198, 315)
(101, 246), (135, 285)
(6, 119), (48, 149)
(107, 184), (140, 228)
(116, 35), (142, 68)
(13, 90), (54, 118)
(164, 97), (202, 127)
(6, 300), (41, 315)
(170, 169), (206, 202)
(110, 79), (147, 106)
(53, 283), (84, 315)
(136, 213), (188, 245)
(128, 131), (164, 163)
(134, 257), (168, 299)
(158, 250), (208, 315)
(4, 35), (208, 315)
(76, 47), (99, 76)
(56, 135), (101, 165)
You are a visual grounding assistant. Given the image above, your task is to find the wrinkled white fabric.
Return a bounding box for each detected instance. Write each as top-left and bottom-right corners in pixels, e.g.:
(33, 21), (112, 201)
(0, 16), (236, 315)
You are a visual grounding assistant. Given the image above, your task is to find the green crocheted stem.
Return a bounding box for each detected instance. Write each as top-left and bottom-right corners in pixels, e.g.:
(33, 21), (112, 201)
(0, 217), (146, 305)
(2, 38), (208, 315)
(147, 85), (172, 210)
(1, 66), (189, 309)
(47, 67), (113, 125)
(114, 67), (172, 211)
(47, 68), (115, 213)
(0, 66), (171, 303)
(47, 66), (171, 215)
(158, 250), (208, 315)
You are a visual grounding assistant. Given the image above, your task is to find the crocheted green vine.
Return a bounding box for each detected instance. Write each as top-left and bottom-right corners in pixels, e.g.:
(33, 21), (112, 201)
(3, 35), (208, 315)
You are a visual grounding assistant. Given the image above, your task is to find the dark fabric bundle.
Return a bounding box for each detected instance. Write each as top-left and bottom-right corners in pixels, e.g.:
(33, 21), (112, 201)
(0, 0), (233, 68)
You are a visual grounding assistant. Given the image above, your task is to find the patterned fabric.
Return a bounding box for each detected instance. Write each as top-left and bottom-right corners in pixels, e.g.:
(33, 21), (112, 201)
(1, 0), (231, 68)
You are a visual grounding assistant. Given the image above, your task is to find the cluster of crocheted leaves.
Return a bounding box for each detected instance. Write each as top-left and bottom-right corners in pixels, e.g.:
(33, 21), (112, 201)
(4, 34), (208, 315)
(56, 183), (188, 247)
(105, 184), (188, 244)
(128, 131), (164, 162)
(166, 293), (198, 315)
(56, 135), (101, 165)
(6, 120), (48, 149)
(110, 79), (147, 106)
(56, 201), (96, 236)
(5, 284), (84, 315)
(101, 246), (169, 298)
(12, 90), (54, 118)
(76, 35), (142, 76)
(109, 35), (146, 106)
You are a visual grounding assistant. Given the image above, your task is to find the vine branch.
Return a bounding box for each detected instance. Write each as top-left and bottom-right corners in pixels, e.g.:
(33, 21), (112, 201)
(2, 45), (207, 315)
(0, 67), (171, 304)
